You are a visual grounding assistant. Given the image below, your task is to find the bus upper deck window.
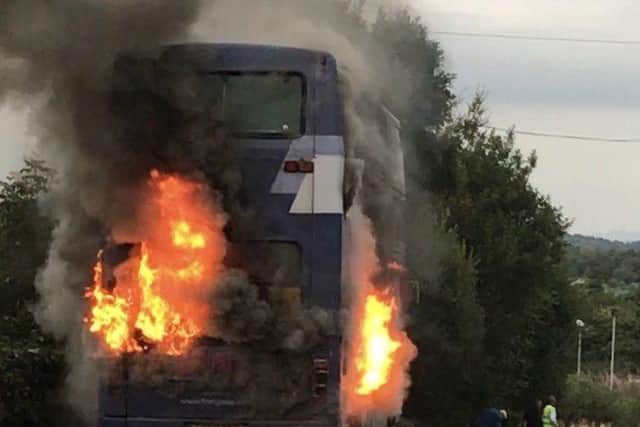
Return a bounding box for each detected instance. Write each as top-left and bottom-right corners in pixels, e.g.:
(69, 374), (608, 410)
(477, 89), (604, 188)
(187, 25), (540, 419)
(205, 72), (305, 138)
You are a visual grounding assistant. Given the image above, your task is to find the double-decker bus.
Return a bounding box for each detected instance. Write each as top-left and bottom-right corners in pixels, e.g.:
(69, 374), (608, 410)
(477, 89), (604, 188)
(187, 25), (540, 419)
(99, 43), (405, 427)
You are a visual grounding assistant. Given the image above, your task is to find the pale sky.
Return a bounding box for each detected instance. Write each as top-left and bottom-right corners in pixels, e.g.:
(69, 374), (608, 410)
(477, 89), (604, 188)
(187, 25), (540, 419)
(1, 1), (639, 238)
(413, 0), (640, 239)
(0, 104), (35, 179)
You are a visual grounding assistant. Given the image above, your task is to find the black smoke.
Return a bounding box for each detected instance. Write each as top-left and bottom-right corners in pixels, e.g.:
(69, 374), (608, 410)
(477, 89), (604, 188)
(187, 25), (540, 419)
(0, 0), (205, 419)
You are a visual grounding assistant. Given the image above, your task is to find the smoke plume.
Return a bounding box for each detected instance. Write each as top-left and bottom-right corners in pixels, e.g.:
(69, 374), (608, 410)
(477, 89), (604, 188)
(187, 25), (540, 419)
(0, 0), (203, 419)
(210, 269), (336, 351)
(0, 0), (426, 422)
(341, 203), (418, 422)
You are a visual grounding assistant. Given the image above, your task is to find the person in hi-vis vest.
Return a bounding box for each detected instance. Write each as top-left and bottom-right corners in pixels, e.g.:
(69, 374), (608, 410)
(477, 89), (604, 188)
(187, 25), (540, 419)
(542, 395), (558, 427)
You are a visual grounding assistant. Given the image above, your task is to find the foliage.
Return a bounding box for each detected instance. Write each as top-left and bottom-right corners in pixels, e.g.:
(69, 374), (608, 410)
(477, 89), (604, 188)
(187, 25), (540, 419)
(568, 247), (640, 374)
(0, 159), (54, 314)
(566, 234), (640, 374)
(410, 95), (575, 416)
(567, 234), (640, 253)
(405, 234), (485, 427)
(0, 311), (69, 427)
(567, 245), (640, 288)
(0, 160), (71, 426)
(563, 374), (640, 426)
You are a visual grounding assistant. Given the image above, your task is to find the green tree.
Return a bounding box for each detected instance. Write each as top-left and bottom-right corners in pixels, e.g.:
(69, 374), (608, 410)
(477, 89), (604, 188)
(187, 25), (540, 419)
(0, 159), (54, 313)
(421, 96), (575, 410)
(405, 231), (486, 426)
(0, 160), (75, 426)
(566, 238), (640, 374)
(562, 374), (640, 426)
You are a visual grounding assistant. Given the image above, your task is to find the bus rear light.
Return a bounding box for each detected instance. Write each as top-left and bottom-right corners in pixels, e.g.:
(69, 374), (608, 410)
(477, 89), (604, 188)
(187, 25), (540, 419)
(298, 160), (314, 173)
(284, 160), (299, 173)
(313, 358), (329, 397)
(284, 160), (314, 173)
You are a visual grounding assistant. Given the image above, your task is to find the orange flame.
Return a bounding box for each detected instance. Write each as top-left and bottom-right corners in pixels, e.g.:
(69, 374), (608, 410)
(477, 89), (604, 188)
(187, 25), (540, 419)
(355, 294), (401, 395)
(172, 220), (206, 249)
(85, 253), (139, 353)
(342, 209), (417, 421)
(343, 283), (417, 421)
(85, 170), (226, 356)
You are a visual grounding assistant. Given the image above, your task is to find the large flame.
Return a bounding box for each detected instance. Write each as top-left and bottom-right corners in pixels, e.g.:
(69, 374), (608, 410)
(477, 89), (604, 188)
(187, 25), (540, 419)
(355, 293), (401, 395)
(85, 170), (226, 356)
(344, 284), (415, 417)
(342, 207), (417, 421)
(84, 252), (138, 352)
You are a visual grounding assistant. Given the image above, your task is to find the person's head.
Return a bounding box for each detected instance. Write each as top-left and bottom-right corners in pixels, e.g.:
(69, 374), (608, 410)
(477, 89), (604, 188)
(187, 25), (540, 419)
(536, 399), (543, 409)
(548, 395), (557, 406)
(499, 409), (508, 420)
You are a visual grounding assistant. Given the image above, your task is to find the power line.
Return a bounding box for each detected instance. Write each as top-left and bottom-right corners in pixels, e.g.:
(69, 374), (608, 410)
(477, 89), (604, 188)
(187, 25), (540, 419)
(484, 126), (640, 143)
(432, 31), (640, 45)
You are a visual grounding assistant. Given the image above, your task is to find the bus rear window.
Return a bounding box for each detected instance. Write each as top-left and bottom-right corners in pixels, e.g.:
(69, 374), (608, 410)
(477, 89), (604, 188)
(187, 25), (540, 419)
(205, 72), (305, 137)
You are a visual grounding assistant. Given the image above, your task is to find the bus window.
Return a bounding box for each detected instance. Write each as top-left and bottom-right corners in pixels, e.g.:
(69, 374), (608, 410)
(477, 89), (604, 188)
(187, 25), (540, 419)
(204, 72), (305, 137)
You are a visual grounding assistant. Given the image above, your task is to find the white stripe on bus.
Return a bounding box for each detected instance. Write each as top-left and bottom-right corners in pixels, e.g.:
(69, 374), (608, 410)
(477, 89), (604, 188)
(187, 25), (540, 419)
(289, 155), (344, 214)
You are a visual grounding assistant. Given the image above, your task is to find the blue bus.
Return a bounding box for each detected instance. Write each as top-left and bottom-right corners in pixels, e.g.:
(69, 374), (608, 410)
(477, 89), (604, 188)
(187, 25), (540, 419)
(100, 43), (405, 427)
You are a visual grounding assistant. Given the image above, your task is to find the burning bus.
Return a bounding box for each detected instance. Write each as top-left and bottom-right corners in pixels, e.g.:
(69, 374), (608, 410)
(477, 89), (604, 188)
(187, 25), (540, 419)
(88, 43), (412, 427)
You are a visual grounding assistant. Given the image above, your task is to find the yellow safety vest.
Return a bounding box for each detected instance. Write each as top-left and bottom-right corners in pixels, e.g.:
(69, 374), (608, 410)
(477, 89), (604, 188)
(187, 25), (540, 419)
(542, 404), (557, 427)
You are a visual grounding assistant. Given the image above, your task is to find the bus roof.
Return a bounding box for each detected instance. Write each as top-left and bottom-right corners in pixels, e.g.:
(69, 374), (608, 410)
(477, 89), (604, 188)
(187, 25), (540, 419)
(117, 43), (336, 74)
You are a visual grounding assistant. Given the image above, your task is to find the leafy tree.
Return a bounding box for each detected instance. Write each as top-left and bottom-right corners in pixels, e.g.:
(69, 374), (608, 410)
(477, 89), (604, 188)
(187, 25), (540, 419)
(0, 160), (76, 426)
(405, 232), (486, 427)
(567, 237), (640, 375)
(0, 312), (68, 426)
(563, 374), (640, 426)
(418, 96), (575, 410)
(0, 159), (54, 313)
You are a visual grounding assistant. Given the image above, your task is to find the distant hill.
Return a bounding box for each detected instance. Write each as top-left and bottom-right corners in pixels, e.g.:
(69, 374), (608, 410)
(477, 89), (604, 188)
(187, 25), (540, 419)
(566, 234), (640, 252)
(603, 231), (640, 243)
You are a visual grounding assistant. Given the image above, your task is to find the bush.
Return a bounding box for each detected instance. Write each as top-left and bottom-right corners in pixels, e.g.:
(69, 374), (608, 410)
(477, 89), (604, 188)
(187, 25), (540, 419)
(0, 311), (70, 426)
(563, 374), (640, 426)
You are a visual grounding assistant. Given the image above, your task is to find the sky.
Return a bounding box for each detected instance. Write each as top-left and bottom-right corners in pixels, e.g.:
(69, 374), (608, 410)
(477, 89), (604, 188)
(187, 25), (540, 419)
(0, 104), (35, 180)
(1, 1), (639, 238)
(408, 0), (640, 240)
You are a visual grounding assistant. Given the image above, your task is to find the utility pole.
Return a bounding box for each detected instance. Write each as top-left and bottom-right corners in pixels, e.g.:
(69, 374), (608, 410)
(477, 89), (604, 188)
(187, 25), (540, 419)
(609, 308), (617, 391)
(576, 319), (585, 376)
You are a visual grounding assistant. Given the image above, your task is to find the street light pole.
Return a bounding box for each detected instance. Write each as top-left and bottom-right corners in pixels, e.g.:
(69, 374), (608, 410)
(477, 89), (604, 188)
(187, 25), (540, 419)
(609, 308), (617, 391)
(576, 319), (584, 376)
